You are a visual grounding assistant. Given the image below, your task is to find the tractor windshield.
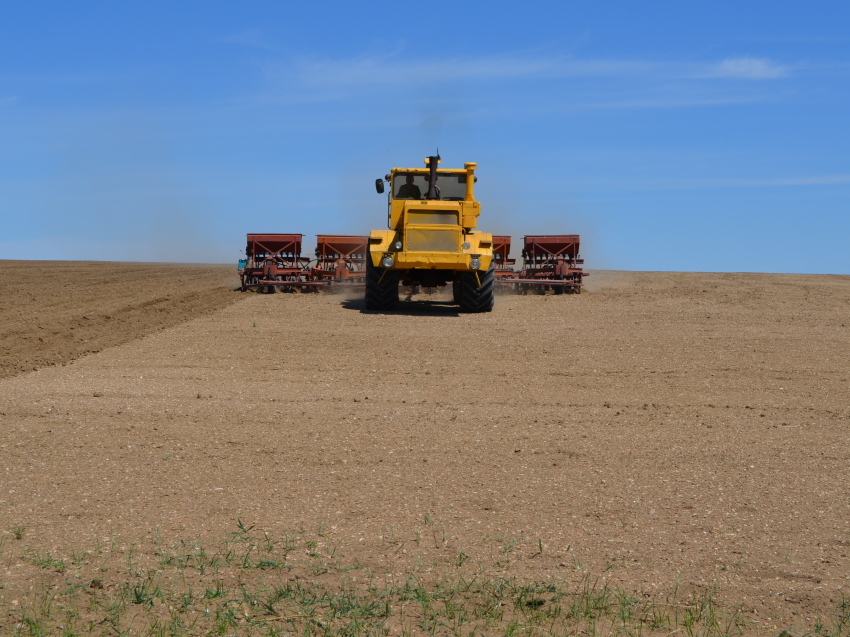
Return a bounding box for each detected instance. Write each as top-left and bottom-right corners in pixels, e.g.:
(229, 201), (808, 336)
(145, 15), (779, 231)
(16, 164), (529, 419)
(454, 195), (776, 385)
(393, 172), (469, 201)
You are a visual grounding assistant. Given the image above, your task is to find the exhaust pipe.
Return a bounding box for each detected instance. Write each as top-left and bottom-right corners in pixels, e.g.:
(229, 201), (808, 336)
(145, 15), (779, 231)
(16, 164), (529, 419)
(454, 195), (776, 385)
(425, 154), (440, 200)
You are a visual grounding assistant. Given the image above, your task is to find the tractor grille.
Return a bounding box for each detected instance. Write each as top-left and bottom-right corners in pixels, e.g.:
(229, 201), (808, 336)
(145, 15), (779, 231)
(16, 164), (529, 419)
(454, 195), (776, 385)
(407, 211), (458, 225)
(406, 229), (459, 252)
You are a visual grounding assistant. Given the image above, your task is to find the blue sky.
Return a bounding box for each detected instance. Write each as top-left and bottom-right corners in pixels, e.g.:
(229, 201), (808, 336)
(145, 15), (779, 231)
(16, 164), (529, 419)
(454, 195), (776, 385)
(1, 2), (848, 272)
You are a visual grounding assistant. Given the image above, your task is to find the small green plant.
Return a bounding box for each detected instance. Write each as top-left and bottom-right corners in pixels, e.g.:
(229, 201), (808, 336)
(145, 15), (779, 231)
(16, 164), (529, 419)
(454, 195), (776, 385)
(126, 577), (161, 608)
(501, 537), (519, 555)
(456, 550), (468, 567)
(0, 523), (835, 637)
(532, 538), (543, 557)
(70, 548), (87, 567)
(31, 550), (66, 572)
(13, 525), (26, 540)
(204, 581), (227, 599)
(235, 518), (255, 538)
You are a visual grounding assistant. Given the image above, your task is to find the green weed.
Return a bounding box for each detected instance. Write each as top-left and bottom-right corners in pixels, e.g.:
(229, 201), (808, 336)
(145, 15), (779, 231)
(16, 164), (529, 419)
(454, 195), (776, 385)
(31, 550), (66, 572)
(1, 523), (843, 637)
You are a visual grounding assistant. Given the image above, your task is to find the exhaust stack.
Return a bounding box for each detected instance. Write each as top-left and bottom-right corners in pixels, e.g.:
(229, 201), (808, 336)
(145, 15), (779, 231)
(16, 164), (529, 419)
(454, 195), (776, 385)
(464, 162), (477, 202)
(425, 154), (440, 199)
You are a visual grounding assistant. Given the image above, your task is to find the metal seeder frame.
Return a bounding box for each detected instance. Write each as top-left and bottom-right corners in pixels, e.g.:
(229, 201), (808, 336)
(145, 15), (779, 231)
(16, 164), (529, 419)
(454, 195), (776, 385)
(239, 234), (370, 292)
(492, 235), (587, 294)
(238, 233), (586, 294)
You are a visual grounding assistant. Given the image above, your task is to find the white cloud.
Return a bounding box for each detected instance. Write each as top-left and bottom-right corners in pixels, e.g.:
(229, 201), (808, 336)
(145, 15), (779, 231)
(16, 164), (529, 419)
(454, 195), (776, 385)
(0, 95), (20, 105)
(265, 53), (791, 93)
(578, 174), (850, 191)
(703, 57), (788, 79)
(730, 174), (850, 186)
(270, 55), (654, 89)
(243, 52), (794, 112)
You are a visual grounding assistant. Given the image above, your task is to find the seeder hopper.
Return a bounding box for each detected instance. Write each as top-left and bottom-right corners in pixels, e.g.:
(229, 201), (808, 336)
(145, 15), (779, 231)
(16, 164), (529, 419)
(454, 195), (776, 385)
(310, 235), (368, 284)
(493, 236), (518, 278)
(238, 233), (370, 292)
(508, 235), (586, 294)
(238, 234), (314, 293)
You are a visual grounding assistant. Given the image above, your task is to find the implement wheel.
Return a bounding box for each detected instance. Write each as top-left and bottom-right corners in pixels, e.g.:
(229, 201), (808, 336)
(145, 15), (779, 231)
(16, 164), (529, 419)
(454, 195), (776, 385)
(365, 257), (399, 311)
(457, 261), (495, 313)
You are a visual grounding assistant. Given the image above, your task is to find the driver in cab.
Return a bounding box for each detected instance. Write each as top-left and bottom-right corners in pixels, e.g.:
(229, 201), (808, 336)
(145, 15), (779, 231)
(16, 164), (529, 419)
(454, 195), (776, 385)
(395, 174), (422, 199)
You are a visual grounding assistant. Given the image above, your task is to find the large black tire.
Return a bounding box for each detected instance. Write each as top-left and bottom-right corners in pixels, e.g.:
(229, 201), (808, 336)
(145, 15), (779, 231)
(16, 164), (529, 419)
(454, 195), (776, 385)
(365, 257), (399, 311)
(457, 261), (495, 313)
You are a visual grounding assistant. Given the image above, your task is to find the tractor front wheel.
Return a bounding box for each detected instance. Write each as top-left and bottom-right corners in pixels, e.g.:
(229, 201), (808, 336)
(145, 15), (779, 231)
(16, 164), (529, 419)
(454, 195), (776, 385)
(457, 261), (495, 313)
(365, 257), (399, 311)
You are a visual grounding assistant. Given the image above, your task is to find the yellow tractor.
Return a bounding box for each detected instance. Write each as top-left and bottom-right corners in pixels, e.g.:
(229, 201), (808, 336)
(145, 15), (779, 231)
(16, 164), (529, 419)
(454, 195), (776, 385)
(368, 155), (494, 312)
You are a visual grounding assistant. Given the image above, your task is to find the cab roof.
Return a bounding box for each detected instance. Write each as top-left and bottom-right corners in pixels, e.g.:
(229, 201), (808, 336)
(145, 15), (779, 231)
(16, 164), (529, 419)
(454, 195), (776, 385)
(391, 167), (465, 174)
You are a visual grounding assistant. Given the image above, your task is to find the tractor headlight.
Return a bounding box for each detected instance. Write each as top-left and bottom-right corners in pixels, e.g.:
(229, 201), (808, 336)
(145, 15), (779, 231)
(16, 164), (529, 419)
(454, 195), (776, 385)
(470, 258), (481, 270)
(382, 255), (395, 268)
(394, 240), (402, 250)
(462, 241), (471, 250)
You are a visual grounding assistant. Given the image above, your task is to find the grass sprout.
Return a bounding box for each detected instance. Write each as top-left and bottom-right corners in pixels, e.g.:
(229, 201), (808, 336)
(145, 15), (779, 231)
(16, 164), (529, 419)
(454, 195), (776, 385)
(1, 523), (843, 637)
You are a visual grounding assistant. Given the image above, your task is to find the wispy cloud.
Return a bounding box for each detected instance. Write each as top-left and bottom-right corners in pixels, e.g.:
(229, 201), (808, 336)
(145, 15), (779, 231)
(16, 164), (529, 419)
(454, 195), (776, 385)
(278, 55), (652, 88)
(248, 52), (794, 113)
(1, 72), (125, 87)
(715, 174), (850, 187)
(741, 35), (849, 44)
(262, 52), (792, 95)
(578, 174), (850, 192)
(0, 95), (19, 105)
(701, 57), (789, 79)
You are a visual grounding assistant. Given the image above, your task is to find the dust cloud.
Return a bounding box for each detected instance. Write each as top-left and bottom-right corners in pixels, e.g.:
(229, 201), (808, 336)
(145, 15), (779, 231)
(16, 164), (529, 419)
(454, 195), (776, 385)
(43, 113), (230, 263)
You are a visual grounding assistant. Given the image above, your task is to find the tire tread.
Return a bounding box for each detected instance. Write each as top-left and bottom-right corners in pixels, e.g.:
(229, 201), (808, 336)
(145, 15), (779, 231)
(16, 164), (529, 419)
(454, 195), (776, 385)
(365, 257), (399, 311)
(458, 261), (495, 313)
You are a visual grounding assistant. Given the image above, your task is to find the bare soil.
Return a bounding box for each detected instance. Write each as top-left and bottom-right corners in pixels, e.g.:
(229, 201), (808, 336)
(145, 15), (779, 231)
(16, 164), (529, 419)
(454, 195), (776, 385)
(0, 261), (240, 379)
(1, 262), (849, 633)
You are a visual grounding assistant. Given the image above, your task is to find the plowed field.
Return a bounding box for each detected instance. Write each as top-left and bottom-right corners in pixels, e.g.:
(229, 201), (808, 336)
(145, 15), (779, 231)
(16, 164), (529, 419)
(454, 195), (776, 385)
(0, 261), (240, 379)
(1, 261), (849, 633)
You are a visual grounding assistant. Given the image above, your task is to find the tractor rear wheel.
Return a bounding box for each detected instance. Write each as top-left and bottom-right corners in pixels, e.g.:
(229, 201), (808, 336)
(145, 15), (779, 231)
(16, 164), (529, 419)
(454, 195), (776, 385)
(457, 261), (495, 313)
(365, 257), (399, 311)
